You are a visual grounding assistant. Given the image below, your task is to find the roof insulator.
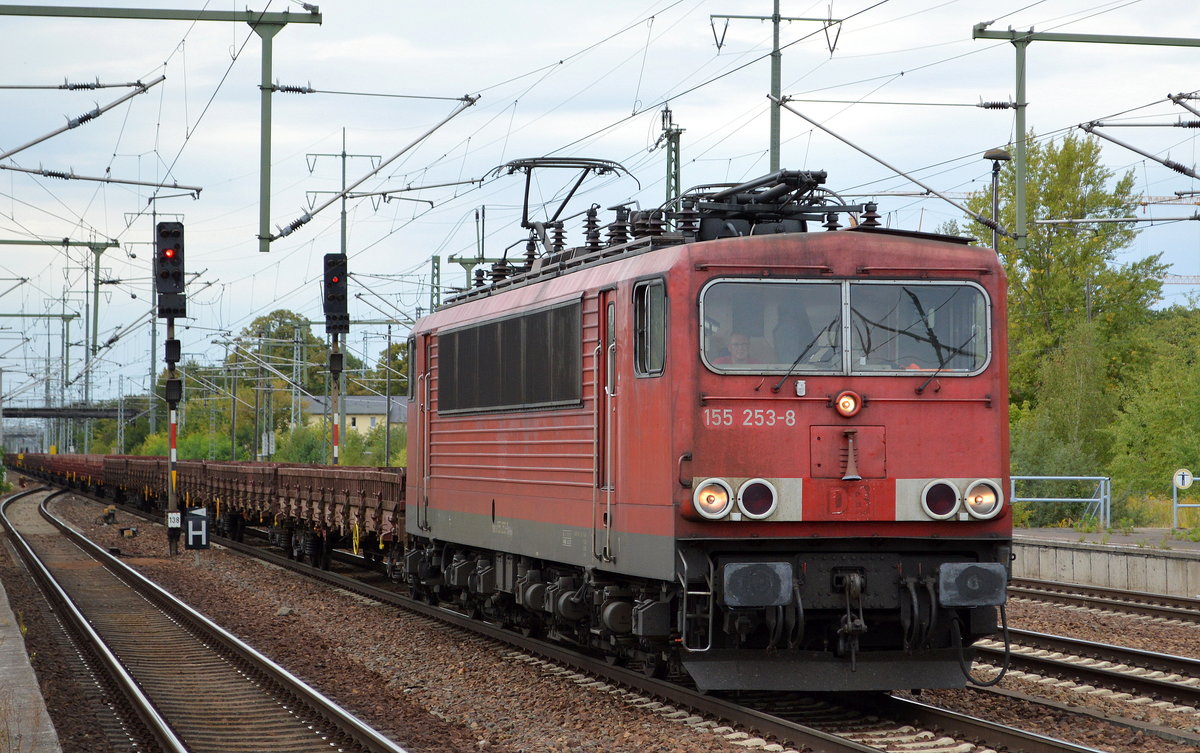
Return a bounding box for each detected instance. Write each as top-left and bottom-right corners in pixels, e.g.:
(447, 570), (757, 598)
(861, 202), (882, 228)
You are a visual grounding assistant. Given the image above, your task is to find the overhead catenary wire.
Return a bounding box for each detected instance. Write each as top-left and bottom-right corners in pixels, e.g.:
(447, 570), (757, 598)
(773, 95), (1009, 238)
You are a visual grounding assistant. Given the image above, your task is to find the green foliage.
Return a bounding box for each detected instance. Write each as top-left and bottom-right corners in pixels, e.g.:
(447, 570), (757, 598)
(1111, 496), (1173, 528)
(1010, 501), (1034, 528)
(274, 425), (328, 464)
(360, 421), (407, 467)
(963, 132), (1165, 410)
(1107, 308), (1200, 501)
(133, 432), (168, 456)
(1011, 320), (1114, 477)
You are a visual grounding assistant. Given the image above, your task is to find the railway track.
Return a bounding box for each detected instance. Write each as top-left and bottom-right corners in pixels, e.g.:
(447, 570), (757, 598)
(1009, 577), (1200, 622)
(0, 487), (408, 753)
(18, 486), (1179, 752)
(972, 628), (1200, 711)
(212, 524), (1111, 753)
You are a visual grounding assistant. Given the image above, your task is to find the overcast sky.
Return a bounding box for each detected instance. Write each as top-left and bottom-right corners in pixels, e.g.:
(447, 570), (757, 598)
(2, 0), (1199, 413)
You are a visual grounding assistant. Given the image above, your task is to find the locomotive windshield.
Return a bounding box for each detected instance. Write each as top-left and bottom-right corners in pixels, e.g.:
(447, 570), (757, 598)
(701, 279), (989, 375)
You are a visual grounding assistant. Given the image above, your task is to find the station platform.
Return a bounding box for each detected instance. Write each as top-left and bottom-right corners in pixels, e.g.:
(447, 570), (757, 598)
(1014, 527), (1200, 598)
(0, 564), (62, 753)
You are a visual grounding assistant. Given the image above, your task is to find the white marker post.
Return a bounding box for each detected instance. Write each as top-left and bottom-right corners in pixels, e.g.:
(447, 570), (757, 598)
(1173, 468), (1194, 529)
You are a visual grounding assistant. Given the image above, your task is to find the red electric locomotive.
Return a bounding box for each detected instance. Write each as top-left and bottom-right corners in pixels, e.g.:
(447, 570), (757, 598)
(405, 160), (1010, 691)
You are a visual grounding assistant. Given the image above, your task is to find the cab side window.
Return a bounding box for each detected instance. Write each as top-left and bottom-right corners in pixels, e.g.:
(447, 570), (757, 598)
(634, 280), (666, 376)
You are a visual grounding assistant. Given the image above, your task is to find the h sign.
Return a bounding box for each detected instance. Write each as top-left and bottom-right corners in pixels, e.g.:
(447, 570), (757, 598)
(184, 507), (209, 550)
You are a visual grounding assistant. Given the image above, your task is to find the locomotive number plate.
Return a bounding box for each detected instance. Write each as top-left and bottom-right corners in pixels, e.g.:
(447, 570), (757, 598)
(703, 407), (797, 428)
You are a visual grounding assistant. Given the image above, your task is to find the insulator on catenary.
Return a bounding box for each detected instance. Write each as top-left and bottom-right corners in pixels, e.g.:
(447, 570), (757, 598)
(977, 101), (1014, 110)
(68, 108), (101, 128)
(1165, 159), (1195, 176)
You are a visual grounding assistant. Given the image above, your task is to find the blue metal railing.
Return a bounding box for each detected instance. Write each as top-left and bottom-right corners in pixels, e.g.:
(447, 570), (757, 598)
(1009, 475), (1111, 528)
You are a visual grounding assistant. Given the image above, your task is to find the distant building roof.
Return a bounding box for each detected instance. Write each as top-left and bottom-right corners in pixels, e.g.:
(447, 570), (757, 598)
(301, 395), (407, 423)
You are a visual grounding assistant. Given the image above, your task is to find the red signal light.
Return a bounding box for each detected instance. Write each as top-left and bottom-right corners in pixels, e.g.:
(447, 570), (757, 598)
(163, 248), (176, 259)
(330, 275), (340, 284)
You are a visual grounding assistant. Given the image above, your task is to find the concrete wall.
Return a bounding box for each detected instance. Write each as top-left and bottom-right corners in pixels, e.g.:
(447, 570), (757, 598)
(1013, 536), (1200, 598)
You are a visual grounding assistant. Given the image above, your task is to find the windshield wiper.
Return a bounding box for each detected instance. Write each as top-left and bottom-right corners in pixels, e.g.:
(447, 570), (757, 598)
(770, 320), (837, 393)
(915, 330), (977, 394)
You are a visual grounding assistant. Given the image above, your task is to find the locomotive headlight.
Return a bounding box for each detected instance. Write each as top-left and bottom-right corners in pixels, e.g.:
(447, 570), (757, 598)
(921, 479), (960, 520)
(964, 480), (1002, 519)
(834, 390), (862, 417)
(693, 479), (734, 519)
(737, 479), (778, 519)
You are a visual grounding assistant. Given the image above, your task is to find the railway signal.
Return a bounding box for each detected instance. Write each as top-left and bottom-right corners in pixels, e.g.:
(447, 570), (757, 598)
(155, 221), (186, 318)
(323, 253), (349, 334)
(153, 220), (187, 554)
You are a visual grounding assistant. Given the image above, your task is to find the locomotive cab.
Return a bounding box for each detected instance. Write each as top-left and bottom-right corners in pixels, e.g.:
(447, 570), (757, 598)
(670, 226), (1010, 691)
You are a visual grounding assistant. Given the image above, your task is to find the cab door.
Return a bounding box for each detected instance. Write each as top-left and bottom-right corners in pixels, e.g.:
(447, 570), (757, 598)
(593, 289), (617, 561)
(415, 333), (433, 533)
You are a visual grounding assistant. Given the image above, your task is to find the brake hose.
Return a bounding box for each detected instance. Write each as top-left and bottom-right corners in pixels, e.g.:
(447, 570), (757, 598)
(953, 603), (1010, 687)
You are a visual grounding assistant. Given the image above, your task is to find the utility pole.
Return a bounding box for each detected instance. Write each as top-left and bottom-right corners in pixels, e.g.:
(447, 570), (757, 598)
(659, 106), (684, 214)
(292, 326), (302, 429)
(117, 375), (124, 453)
(83, 244), (105, 453)
(254, 332), (263, 460)
(308, 133), (377, 451)
(710, 3), (841, 171)
(306, 130), (381, 259)
(384, 325), (392, 466)
(972, 24), (1200, 256)
(229, 345), (238, 460)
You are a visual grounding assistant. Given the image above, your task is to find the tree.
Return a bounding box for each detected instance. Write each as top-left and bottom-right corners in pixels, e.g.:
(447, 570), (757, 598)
(232, 309), (364, 397)
(1010, 320), (1117, 525)
(962, 132), (1165, 409)
(1107, 306), (1200, 510)
(1012, 320), (1114, 475)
